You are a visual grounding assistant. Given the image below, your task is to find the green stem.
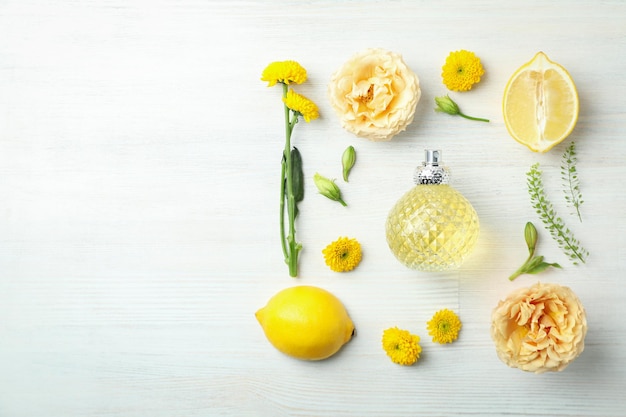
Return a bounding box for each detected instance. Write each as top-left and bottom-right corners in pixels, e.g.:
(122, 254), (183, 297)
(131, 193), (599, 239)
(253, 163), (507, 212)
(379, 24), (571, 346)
(508, 249), (535, 281)
(459, 112), (489, 122)
(566, 168), (583, 223)
(509, 256), (532, 281)
(279, 157), (288, 261)
(281, 83), (299, 277)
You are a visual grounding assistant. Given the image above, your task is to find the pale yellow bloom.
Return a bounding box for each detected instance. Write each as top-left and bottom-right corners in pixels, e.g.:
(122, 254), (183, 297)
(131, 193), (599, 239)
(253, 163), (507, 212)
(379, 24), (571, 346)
(328, 48), (421, 141)
(491, 282), (587, 373)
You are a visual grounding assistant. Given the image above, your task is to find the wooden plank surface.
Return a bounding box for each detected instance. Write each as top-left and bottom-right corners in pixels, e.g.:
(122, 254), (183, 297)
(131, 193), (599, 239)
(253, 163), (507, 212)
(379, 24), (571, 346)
(1, 1), (625, 416)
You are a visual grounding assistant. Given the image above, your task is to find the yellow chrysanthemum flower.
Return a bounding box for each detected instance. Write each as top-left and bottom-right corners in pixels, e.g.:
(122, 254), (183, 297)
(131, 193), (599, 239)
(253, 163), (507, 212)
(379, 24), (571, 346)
(427, 309), (462, 344)
(261, 60), (307, 87)
(441, 50), (485, 92)
(382, 327), (422, 366)
(322, 237), (362, 272)
(283, 89), (319, 123)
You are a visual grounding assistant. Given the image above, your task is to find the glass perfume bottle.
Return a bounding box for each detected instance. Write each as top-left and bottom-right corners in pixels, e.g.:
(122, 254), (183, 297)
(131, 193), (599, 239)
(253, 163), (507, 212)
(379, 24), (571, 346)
(385, 149), (479, 272)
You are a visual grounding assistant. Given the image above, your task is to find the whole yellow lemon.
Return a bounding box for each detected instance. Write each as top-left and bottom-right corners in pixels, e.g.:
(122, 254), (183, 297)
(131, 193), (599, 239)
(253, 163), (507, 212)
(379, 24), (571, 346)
(255, 285), (355, 360)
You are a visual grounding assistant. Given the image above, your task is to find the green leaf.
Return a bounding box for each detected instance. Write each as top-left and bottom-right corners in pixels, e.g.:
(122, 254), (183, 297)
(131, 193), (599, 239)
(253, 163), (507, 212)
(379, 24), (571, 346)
(525, 255), (545, 270)
(290, 147), (304, 203)
(526, 261), (562, 275)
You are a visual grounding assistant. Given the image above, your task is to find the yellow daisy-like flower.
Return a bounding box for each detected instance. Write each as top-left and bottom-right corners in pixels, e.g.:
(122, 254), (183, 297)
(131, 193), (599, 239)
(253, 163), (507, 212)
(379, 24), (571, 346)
(427, 309), (462, 344)
(283, 89), (319, 123)
(441, 50), (485, 92)
(261, 60), (307, 87)
(382, 327), (422, 366)
(322, 237), (362, 272)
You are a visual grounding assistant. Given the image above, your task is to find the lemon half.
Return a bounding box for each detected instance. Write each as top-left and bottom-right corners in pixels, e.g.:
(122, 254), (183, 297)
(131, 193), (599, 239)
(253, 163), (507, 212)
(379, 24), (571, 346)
(503, 52), (579, 152)
(256, 286), (355, 361)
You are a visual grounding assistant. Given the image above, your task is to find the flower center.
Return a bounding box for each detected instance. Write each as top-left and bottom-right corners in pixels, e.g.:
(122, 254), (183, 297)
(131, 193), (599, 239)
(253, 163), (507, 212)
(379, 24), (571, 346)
(438, 321), (450, 333)
(457, 66), (465, 74)
(358, 84), (374, 103)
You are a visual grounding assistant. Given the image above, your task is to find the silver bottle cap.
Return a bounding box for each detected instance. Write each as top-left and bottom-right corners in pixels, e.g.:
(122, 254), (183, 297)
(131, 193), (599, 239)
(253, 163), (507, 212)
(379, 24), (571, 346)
(413, 149), (450, 184)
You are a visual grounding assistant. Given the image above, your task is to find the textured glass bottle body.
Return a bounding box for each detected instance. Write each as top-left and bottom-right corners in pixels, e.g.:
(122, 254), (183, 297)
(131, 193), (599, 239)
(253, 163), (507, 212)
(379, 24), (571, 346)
(385, 151), (479, 272)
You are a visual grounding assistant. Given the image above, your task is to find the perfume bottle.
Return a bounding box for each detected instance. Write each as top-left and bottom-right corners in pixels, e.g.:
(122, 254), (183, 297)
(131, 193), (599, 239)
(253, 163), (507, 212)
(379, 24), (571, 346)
(385, 150), (479, 272)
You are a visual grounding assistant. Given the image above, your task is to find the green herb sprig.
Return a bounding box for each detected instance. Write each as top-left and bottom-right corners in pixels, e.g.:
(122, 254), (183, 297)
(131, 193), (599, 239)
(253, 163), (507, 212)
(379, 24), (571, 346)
(508, 222), (561, 281)
(561, 142), (583, 222)
(527, 163), (589, 265)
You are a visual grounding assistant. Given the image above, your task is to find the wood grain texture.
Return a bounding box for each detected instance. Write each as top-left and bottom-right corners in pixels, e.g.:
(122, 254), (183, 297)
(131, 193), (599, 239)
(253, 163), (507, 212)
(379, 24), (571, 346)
(1, 1), (625, 416)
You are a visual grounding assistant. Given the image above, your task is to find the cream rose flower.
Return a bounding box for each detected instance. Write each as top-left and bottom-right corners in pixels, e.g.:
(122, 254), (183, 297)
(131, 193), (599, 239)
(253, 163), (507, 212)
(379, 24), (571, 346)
(328, 48), (421, 141)
(491, 282), (587, 374)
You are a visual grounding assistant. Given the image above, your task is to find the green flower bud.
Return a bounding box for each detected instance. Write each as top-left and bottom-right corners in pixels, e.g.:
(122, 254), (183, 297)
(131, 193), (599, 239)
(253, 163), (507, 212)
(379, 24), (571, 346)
(434, 94), (489, 122)
(508, 221), (561, 281)
(341, 146), (356, 182)
(434, 95), (460, 115)
(524, 222), (538, 254)
(313, 173), (347, 206)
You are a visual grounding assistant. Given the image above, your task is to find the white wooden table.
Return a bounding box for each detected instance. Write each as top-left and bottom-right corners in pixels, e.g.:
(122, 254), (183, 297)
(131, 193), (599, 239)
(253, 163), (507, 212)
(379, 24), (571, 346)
(1, 1), (625, 416)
